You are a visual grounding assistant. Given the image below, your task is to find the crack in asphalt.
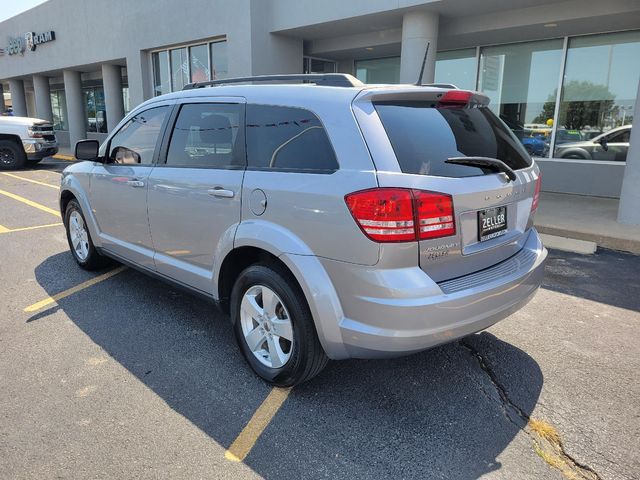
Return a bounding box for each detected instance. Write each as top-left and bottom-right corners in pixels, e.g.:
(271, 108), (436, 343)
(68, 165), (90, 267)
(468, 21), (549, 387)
(459, 339), (603, 480)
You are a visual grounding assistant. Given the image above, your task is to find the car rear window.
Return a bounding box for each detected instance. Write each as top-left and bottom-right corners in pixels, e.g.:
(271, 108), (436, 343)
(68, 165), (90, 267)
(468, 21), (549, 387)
(374, 101), (532, 177)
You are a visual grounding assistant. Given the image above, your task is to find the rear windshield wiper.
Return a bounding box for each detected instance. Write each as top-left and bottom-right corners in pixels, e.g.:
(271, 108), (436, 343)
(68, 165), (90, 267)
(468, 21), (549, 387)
(445, 157), (517, 181)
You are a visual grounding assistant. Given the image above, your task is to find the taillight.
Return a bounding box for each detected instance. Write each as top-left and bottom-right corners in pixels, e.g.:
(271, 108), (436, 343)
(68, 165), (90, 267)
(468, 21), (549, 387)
(413, 190), (455, 239)
(345, 188), (455, 243)
(345, 188), (415, 242)
(531, 173), (542, 213)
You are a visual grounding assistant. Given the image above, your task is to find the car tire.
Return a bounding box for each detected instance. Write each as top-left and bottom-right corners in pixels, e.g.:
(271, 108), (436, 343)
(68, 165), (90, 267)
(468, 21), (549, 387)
(0, 139), (27, 170)
(230, 263), (329, 386)
(64, 199), (110, 270)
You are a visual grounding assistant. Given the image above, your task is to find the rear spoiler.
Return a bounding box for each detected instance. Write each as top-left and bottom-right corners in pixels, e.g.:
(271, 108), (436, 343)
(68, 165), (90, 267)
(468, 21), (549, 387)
(353, 86), (490, 107)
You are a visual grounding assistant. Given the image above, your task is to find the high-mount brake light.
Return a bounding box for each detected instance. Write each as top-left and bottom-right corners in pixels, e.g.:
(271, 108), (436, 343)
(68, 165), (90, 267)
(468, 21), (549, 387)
(438, 90), (474, 106)
(345, 188), (456, 243)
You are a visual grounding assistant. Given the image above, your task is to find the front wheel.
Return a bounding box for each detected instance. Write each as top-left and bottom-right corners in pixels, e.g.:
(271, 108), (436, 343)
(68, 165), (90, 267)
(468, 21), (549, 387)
(230, 263), (328, 386)
(64, 200), (110, 270)
(0, 140), (26, 170)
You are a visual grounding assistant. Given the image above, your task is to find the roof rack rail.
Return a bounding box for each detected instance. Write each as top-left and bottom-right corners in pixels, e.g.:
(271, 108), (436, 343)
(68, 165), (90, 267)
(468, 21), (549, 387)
(421, 83), (459, 89)
(183, 73), (363, 90)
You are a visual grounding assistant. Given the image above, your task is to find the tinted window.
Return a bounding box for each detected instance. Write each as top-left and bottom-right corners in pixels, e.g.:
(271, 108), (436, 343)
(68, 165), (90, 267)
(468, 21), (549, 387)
(374, 102), (532, 177)
(108, 106), (169, 164)
(246, 105), (338, 172)
(166, 103), (243, 168)
(608, 129), (630, 143)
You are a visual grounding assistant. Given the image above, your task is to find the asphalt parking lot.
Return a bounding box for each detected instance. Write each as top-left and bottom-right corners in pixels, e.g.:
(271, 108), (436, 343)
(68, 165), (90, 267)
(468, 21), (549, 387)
(0, 158), (639, 480)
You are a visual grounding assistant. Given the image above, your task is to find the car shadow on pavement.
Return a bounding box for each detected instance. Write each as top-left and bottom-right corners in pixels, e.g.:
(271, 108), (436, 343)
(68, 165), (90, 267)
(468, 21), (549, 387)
(31, 252), (544, 479)
(543, 248), (640, 312)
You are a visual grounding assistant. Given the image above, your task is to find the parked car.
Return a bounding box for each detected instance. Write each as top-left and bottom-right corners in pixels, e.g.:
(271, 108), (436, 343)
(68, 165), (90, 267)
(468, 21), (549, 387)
(521, 135), (548, 156)
(0, 116), (59, 169)
(60, 74), (547, 386)
(554, 129), (583, 144)
(554, 125), (631, 161)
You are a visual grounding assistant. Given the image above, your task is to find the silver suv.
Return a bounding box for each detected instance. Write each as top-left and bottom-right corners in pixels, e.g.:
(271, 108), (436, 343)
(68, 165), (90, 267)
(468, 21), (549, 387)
(60, 74), (547, 386)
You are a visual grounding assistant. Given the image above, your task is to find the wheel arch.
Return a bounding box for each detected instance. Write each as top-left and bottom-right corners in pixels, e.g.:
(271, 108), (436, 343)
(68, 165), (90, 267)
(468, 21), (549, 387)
(558, 148), (591, 159)
(0, 133), (25, 152)
(217, 233), (348, 359)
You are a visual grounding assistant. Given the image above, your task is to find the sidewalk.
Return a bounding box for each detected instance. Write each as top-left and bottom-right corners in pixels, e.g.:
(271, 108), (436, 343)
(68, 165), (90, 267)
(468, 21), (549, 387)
(535, 192), (640, 254)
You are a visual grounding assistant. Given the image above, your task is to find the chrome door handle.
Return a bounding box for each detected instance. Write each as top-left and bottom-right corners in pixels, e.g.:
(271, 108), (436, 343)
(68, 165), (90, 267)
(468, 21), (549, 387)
(208, 188), (234, 198)
(126, 180), (145, 188)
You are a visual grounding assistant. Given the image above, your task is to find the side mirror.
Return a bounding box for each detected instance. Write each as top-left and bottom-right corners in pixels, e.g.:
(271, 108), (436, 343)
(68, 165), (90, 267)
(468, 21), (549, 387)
(598, 137), (609, 151)
(75, 139), (101, 161)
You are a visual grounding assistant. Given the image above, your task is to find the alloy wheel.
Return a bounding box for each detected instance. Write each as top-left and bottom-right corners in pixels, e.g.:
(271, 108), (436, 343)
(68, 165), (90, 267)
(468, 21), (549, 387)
(0, 147), (15, 167)
(69, 210), (90, 261)
(240, 285), (294, 368)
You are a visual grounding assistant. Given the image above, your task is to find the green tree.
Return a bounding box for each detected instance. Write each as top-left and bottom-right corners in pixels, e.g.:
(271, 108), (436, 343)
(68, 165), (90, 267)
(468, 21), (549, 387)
(533, 81), (616, 129)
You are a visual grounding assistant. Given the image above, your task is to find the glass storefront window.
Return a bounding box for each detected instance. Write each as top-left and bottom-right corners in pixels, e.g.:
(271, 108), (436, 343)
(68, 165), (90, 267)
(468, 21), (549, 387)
(170, 47), (189, 91)
(478, 39), (564, 157)
(50, 90), (67, 131)
(303, 57), (337, 74)
(355, 57), (400, 84)
(553, 31), (640, 161)
(122, 86), (130, 115)
(152, 50), (170, 96)
(83, 86), (107, 133)
(153, 40), (228, 95)
(435, 49), (477, 90)
(211, 40), (228, 79)
(189, 44), (210, 83)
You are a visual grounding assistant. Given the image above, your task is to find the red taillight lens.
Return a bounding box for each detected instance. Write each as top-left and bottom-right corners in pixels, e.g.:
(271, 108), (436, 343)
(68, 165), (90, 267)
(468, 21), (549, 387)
(345, 188), (415, 242)
(413, 190), (456, 239)
(439, 90), (474, 106)
(345, 188), (455, 243)
(531, 173), (542, 213)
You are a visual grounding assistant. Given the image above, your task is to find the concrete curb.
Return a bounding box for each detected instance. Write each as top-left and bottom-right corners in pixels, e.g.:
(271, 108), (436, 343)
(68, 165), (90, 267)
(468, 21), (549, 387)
(539, 233), (597, 255)
(52, 154), (75, 161)
(537, 225), (640, 255)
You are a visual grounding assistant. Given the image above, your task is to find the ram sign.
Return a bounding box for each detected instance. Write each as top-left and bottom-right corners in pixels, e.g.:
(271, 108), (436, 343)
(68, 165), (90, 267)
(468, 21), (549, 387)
(6, 30), (55, 56)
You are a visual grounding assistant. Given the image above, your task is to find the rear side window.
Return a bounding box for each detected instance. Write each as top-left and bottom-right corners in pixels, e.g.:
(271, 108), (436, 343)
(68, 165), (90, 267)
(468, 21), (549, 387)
(166, 103), (244, 168)
(374, 101), (532, 177)
(246, 104), (338, 172)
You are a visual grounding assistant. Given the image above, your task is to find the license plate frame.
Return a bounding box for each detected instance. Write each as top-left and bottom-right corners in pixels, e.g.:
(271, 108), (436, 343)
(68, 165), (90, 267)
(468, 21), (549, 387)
(478, 206), (508, 242)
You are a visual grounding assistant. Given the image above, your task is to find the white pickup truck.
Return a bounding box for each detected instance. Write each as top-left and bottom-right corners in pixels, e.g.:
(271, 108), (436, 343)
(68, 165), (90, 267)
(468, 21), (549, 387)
(0, 116), (59, 170)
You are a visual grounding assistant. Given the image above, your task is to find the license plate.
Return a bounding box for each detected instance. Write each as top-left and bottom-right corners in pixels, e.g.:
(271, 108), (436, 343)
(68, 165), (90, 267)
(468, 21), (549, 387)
(478, 206), (507, 242)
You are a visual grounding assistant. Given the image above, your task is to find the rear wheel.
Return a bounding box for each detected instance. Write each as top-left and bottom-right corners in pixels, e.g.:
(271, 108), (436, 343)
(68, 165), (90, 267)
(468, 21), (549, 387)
(231, 263), (328, 386)
(64, 200), (110, 270)
(0, 140), (26, 170)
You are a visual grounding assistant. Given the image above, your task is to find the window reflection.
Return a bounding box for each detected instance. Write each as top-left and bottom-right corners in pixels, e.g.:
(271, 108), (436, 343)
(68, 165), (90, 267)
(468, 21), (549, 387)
(478, 39), (564, 157)
(355, 57), (400, 84)
(435, 49), (476, 90)
(553, 31), (640, 161)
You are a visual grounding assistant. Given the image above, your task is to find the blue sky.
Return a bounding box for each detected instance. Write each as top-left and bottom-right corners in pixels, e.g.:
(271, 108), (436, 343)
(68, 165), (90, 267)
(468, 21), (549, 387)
(0, 0), (48, 23)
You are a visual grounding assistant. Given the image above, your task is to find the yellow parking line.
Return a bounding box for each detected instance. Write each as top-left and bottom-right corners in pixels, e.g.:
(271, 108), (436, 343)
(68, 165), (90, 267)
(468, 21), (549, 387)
(24, 266), (127, 313)
(0, 222), (63, 234)
(225, 387), (292, 462)
(53, 153), (75, 161)
(0, 188), (61, 217)
(1, 172), (59, 189)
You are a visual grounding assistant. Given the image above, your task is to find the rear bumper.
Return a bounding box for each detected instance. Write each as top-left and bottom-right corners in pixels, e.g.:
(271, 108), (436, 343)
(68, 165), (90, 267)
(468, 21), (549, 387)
(319, 229), (547, 359)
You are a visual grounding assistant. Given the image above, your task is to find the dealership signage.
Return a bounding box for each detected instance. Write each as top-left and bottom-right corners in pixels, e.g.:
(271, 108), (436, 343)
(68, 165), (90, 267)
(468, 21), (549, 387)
(5, 30), (55, 56)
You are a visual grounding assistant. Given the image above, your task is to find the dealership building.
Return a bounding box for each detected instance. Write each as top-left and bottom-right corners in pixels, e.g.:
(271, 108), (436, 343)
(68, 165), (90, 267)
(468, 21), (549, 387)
(1, 0), (639, 223)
